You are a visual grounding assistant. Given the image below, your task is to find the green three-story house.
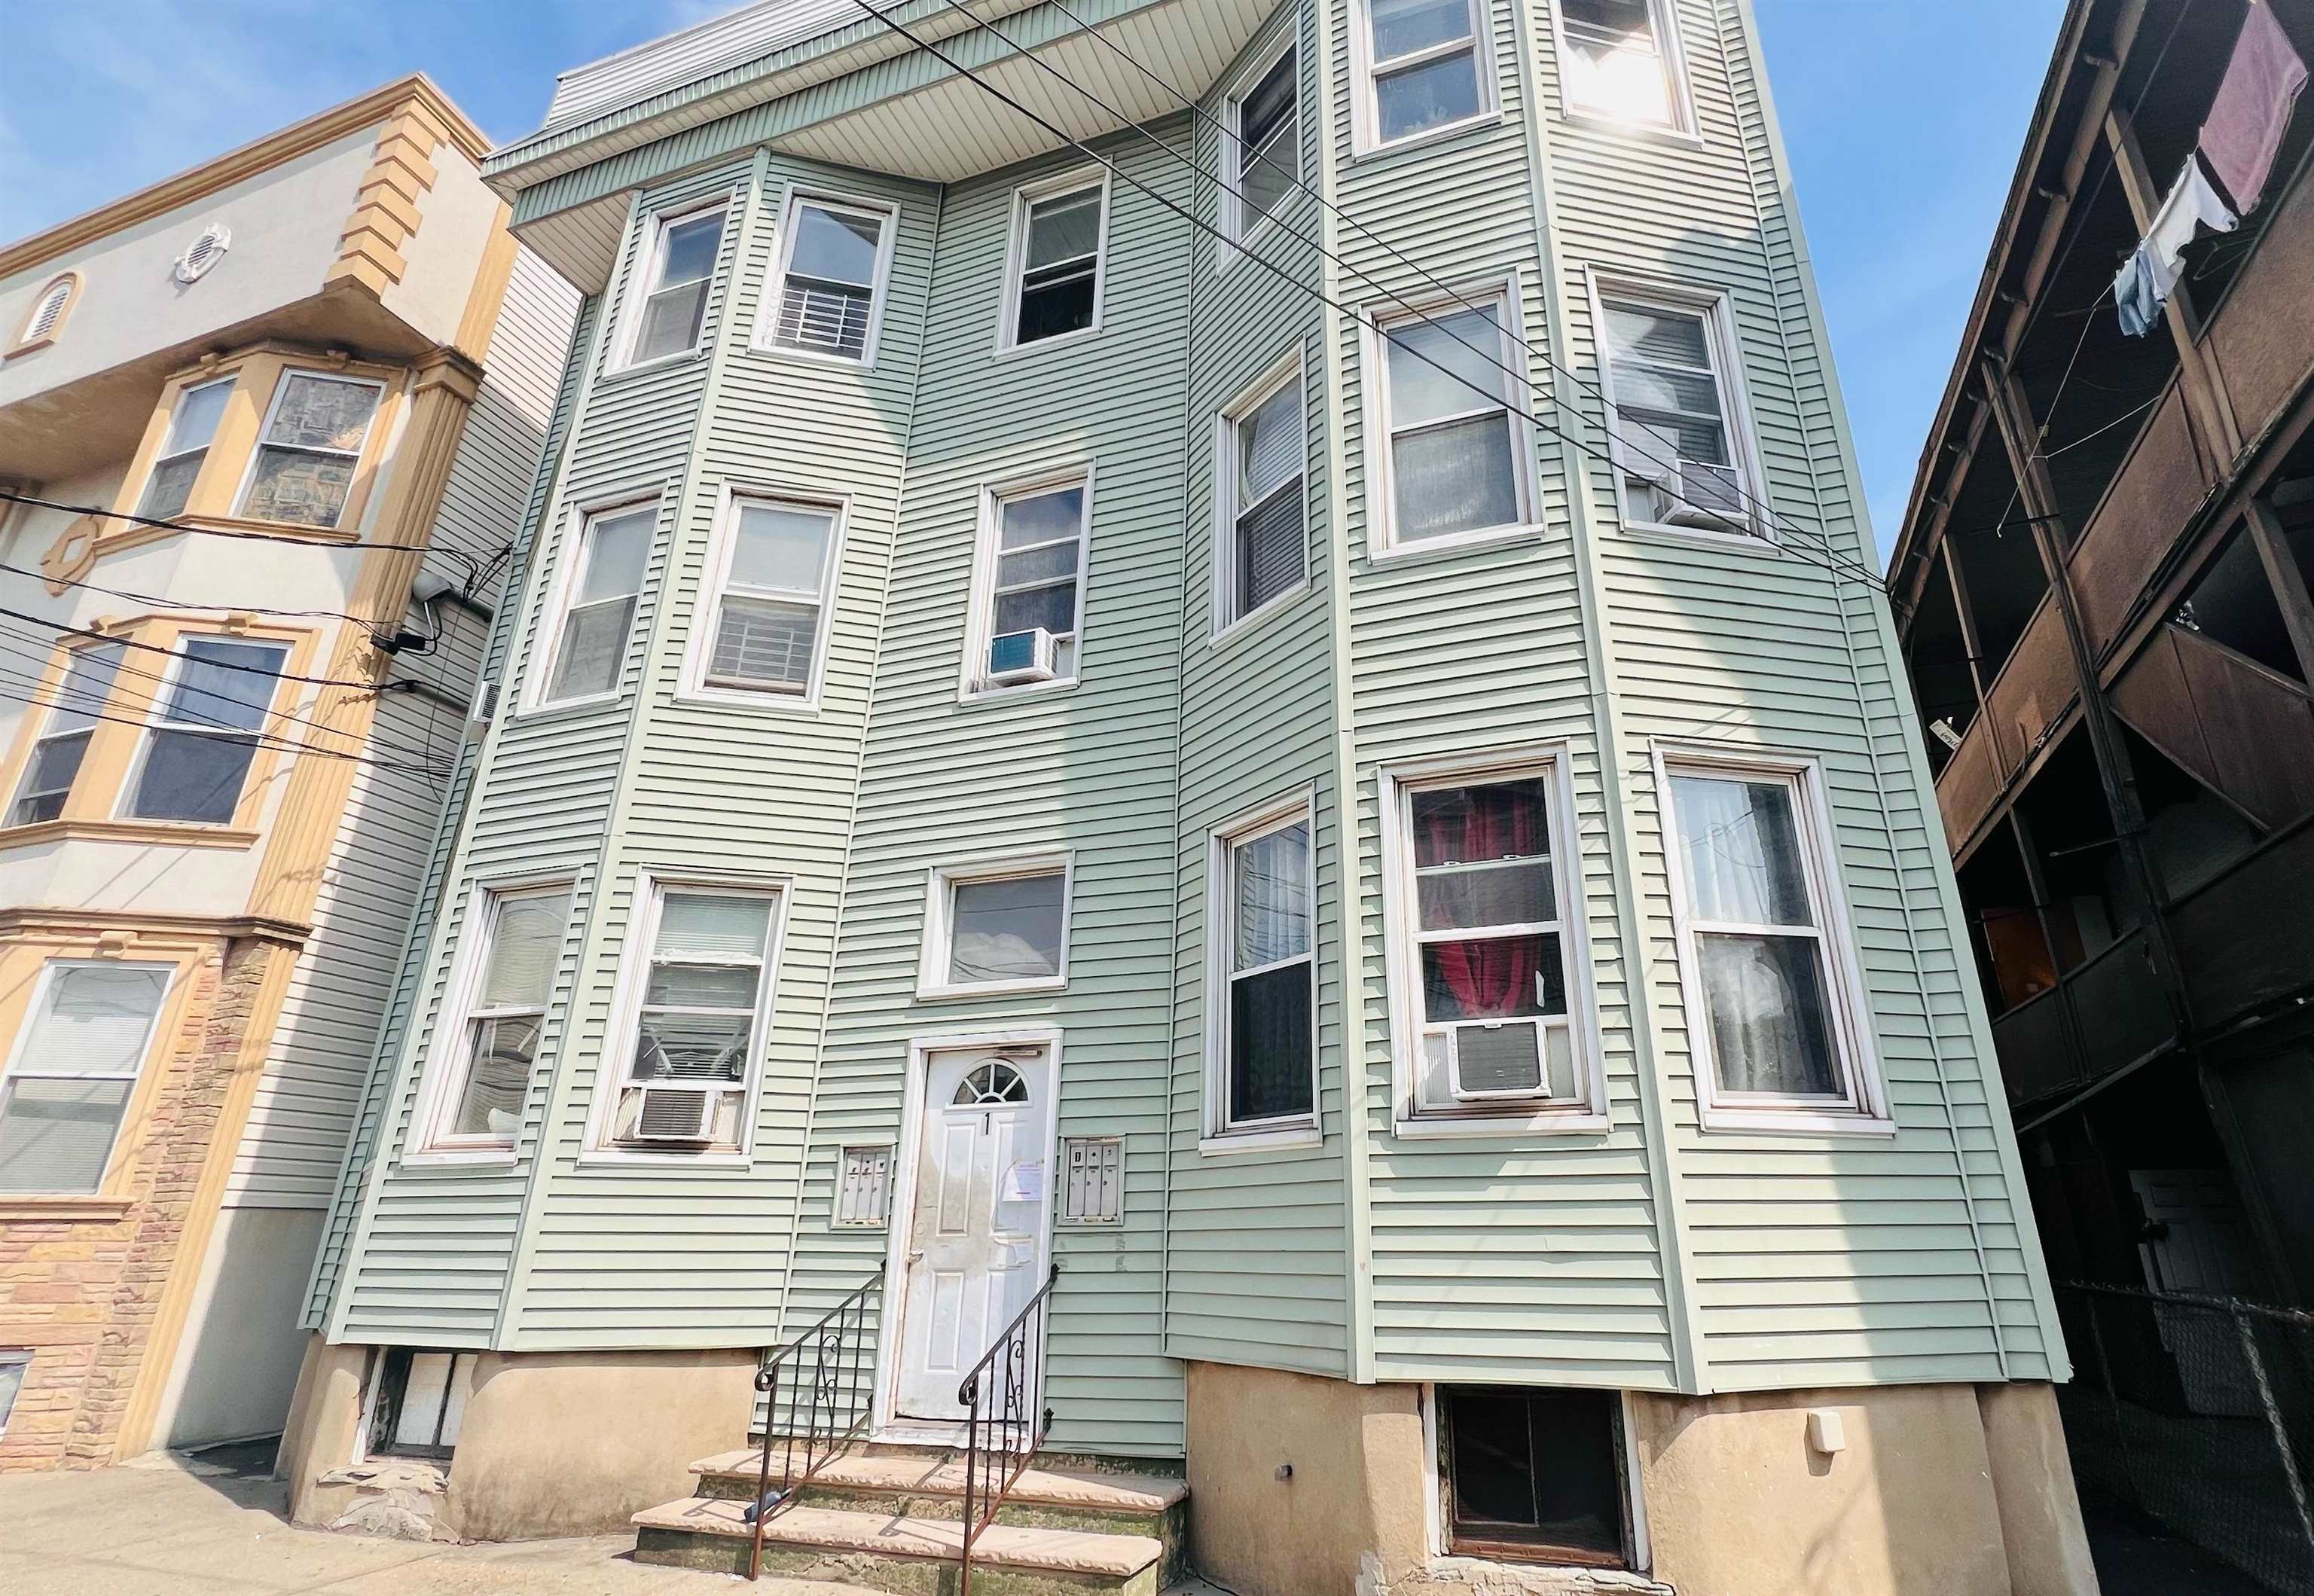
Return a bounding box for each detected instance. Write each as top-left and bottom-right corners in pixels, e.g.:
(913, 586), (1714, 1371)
(280, 2), (2096, 1593)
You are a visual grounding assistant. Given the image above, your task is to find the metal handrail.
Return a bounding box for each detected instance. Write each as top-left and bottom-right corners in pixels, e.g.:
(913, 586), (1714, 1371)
(745, 1265), (884, 1581)
(957, 1261), (1061, 1596)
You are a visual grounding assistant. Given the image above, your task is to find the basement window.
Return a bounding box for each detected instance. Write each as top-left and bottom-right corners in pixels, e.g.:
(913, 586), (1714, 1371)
(367, 1349), (476, 1460)
(1439, 1386), (1629, 1566)
(0, 1351), (25, 1438)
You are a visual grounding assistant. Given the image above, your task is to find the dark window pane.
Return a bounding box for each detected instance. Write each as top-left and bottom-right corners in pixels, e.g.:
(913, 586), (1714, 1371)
(130, 731), (258, 823)
(1445, 1387), (1624, 1563)
(139, 451), (206, 520)
(1018, 273), (1097, 343)
(633, 1011), (751, 1081)
(1413, 779), (1549, 867)
(1370, 0), (1471, 60)
(1375, 48), (1482, 142)
(1418, 860), (1555, 931)
(1229, 961), (1311, 1121)
(994, 581), (1079, 639)
(1423, 932), (1564, 1021)
(1242, 48), (1297, 148)
(1236, 481), (1305, 615)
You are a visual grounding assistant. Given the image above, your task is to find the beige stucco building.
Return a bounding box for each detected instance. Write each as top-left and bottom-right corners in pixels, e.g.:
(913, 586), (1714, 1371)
(0, 75), (577, 1469)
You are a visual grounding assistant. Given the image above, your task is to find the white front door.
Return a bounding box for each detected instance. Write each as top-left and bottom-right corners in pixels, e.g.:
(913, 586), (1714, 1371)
(894, 1044), (1055, 1423)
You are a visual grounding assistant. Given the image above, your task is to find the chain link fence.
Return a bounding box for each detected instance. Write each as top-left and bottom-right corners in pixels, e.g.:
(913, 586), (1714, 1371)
(2057, 1282), (2314, 1595)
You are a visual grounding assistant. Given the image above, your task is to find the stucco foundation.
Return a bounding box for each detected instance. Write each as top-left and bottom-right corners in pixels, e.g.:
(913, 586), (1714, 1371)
(1186, 1363), (2096, 1596)
(281, 1340), (759, 1540)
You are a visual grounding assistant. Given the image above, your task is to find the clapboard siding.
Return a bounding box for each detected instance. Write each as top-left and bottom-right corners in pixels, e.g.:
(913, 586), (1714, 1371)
(803, 126), (1196, 1457)
(1163, 2), (1350, 1382)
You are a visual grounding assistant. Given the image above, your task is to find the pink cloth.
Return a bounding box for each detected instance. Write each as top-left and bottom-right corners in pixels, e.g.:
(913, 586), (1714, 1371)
(2200, 1), (2308, 213)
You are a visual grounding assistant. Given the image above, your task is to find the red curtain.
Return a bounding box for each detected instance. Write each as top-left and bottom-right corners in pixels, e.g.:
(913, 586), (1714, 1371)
(1419, 785), (1546, 1016)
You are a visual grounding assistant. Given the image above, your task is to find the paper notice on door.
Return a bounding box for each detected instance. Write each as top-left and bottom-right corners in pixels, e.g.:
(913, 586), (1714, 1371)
(1002, 1159), (1046, 1204)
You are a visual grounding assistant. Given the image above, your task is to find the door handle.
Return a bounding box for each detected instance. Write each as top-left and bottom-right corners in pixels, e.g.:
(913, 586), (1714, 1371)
(907, 1249), (925, 1265)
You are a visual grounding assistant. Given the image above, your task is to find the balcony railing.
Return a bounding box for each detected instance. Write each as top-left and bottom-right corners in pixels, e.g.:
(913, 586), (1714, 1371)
(1989, 925), (2174, 1114)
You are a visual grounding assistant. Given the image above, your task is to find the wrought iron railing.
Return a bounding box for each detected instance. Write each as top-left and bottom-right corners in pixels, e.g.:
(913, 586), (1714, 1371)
(957, 1261), (1061, 1596)
(744, 1265), (884, 1582)
(2057, 1280), (2314, 1594)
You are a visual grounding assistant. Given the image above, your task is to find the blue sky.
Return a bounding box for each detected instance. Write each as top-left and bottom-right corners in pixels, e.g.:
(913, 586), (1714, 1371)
(0, 0), (2063, 559)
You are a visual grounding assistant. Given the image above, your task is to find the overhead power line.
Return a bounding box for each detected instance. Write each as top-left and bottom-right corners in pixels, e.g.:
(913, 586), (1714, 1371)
(0, 490), (483, 585)
(851, 0), (1889, 596)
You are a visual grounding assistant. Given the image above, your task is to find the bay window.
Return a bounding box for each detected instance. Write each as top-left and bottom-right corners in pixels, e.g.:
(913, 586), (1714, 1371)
(694, 495), (841, 700)
(1002, 175), (1107, 349)
(765, 195), (891, 362)
(122, 636), (289, 825)
(542, 501), (655, 704)
(0, 961), (170, 1195)
(8, 642), (126, 826)
(624, 205), (725, 368)
(602, 881), (779, 1153)
(1373, 286), (1531, 548)
(235, 371), (383, 529)
(1558, 0), (1686, 131)
(1217, 362), (1307, 629)
(137, 377), (234, 520)
(1361, 0), (1493, 149)
(426, 884), (570, 1152)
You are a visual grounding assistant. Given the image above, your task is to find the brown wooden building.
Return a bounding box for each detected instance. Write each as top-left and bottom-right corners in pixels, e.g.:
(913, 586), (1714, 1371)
(1888, 0), (2314, 1323)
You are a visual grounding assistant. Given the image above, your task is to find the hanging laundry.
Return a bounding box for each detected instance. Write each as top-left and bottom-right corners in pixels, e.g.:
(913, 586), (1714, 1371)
(2200, 0), (2307, 214)
(2111, 158), (2240, 336)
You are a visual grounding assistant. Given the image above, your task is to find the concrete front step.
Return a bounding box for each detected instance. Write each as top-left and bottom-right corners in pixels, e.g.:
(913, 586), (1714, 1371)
(633, 1495), (1165, 1594)
(692, 1447), (1187, 1534)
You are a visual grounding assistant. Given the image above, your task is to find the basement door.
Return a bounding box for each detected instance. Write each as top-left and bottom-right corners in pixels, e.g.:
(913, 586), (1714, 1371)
(893, 1043), (1055, 1423)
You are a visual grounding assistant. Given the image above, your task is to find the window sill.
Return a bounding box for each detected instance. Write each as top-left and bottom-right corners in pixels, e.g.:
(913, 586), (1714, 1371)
(1556, 111), (1705, 153)
(0, 818), (261, 851)
(511, 691), (627, 725)
(152, 512), (368, 545)
(1351, 110), (1510, 167)
(1617, 517), (1782, 558)
(916, 976), (1068, 1002)
(1363, 521), (1546, 571)
(575, 1147), (752, 1170)
(0, 1195), (133, 1222)
(740, 343), (879, 374)
(957, 676), (1082, 709)
(398, 1146), (520, 1169)
(671, 686), (823, 717)
(1198, 1123), (1320, 1156)
(602, 347), (710, 383)
(1695, 1104), (1896, 1138)
(993, 324), (1104, 363)
(1392, 1108), (1610, 1140)
(1210, 580), (1313, 651)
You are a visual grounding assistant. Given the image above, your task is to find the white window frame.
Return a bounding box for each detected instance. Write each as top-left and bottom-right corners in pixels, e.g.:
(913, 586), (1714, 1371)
(680, 487), (848, 711)
(1220, 32), (1301, 258)
(1586, 270), (1772, 551)
(113, 633), (290, 827)
(754, 188), (897, 368)
(1213, 349), (1311, 639)
(229, 368), (386, 529)
(0, 1350), (28, 1440)
(1651, 742), (1891, 1136)
(582, 871), (789, 1167)
(136, 375), (236, 519)
(960, 465), (1095, 701)
(411, 878), (572, 1161)
(916, 850), (1074, 1000)
(527, 491), (662, 714)
(0, 959), (174, 1195)
(1547, 0), (1699, 139)
(615, 197), (730, 373)
(995, 167), (1111, 356)
(1361, 275), (1540, 557)
(1201, 788), (1321, 1154)
(1379, 746), (1608, 1137)
(1349, 0), (1503, 157)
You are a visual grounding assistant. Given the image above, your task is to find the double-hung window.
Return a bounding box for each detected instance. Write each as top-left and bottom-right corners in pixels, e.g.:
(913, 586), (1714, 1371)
(765, 196), (890, 362)
(1208, 799), (1316, 1138)
(429, 885), (569, 1151)
(696, 496), (840, 700)
(1218, 365), (1306, 628)
(1230, 45), (1299, 240)
(1388, 758), (1592, 1123)
(0, 960), (171, 1195)
(1659, 753), (1884, 1130)
(626, 206), (725, 367)
(1003, 177), (1106, 349)
(236, 371), (382, 529)
(137, 378), (234, 520)
(604, 883), (778, 1152)
(1363, 0), (1491, 148)
(1558, 0), (1684, 130)
(1375, 290), (1528, 546)
(920, 856), (1070, 997)
(1598, 287), (1754, 534)
(543, 502), (655, 704)
(8, 642), (126, 826)
(972, 476), (1089, 692)
(123, 636), (289, 825)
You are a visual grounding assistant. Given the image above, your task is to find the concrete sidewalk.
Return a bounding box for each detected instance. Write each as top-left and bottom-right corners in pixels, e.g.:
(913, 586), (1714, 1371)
(0, 1442), (856, 1596)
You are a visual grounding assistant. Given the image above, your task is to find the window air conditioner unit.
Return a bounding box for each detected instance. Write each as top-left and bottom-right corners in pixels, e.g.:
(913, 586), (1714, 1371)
(1662, 462), (1748, 532)
(1446, 1021), (1546, 1101)
(624, 1085), (716, 1143)
(987, 627), (1058, 685)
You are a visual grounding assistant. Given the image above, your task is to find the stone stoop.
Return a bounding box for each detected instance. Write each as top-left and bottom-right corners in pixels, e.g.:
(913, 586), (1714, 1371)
(631, 1443), (1188, 1595)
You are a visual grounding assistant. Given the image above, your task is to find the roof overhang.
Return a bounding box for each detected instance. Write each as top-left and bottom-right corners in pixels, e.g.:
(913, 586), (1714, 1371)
(487, 0), (1275, 291)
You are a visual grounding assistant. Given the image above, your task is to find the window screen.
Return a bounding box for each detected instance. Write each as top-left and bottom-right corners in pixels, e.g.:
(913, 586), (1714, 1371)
(0, 963), (169, 1195)
(773, 201), (886, 360)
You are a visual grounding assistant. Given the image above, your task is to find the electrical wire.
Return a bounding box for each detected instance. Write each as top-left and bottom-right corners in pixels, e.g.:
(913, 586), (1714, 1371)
(0, 557), (386, 632)
(0, 490), (485, 591)
(925, 0), (1891, 593)
(0, 603), (400, 692)
(0, 626), (459, 773)
(844, 0), (1892, 597)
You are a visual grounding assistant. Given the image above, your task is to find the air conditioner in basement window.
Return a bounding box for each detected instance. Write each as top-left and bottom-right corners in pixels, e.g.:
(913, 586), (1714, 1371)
(987, 627), (1058, 685)
(618, 1085), (718, 1144)
(1662, 461), (1749, 532)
